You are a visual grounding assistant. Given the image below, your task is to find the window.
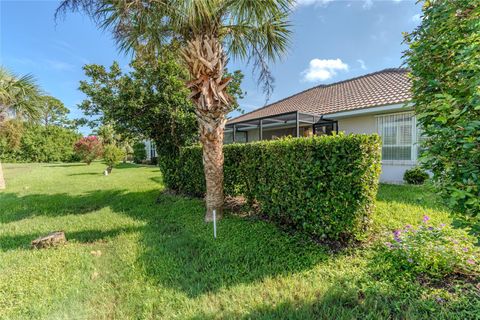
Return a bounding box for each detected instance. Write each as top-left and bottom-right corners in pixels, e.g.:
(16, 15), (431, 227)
(150, 141), (157, 159)
(313, 121), (338, 136)
(376, 112), (419, 162)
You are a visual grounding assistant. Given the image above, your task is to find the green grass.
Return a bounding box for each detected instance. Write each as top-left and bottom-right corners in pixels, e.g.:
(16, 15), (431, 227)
(0, 162), (478, 319)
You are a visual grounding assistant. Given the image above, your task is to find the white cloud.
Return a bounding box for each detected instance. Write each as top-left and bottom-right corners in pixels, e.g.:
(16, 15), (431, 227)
(45, 59), (75, 71)
(363, 0), (373, 9)
(295, 0), (333, 6)
(302, 58), (349, 82)
(296, 0), (403, 9)
(411, 14), (422, 23)
(357, 59), (367, 70)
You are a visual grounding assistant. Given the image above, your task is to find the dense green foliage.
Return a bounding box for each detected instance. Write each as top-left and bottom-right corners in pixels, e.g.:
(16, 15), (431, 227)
(79, 53), (196, 168)
(36, 95), (72, 128)
(79, 52), (244, 186)
(0, 122), (80, 162)
(1, 163), (477, 319)
(133, 142), (146, 164)
(404, 0), (480, 218)
(103, 144), (125, 172)
(170, 135), (381, 242)
(404, 167), (429, 185)
(378, 216), (479, 279)
(74, 136), (103, 165)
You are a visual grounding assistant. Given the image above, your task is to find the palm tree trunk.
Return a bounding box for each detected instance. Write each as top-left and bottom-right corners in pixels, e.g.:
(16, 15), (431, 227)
(0, 161), (5, 190)
(199, 116), (226, 222)
(182, 35), (232, 222)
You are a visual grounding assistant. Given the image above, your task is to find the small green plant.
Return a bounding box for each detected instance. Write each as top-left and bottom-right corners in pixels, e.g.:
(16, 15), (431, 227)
(103, 144), (125, 174)
(381, 216), (479, 279)
(404, 167), (429, 185)
(133, 142), (146, 164)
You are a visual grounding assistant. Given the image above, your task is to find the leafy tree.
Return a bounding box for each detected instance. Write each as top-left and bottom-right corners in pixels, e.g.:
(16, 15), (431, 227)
(404, 0), (480, 218)
(103, 144), (125, 174)
(37, 95), (71, 127)
(79, 51), (244, 188)
(74, 136), (103, 165)
(57, 0), (292, 221)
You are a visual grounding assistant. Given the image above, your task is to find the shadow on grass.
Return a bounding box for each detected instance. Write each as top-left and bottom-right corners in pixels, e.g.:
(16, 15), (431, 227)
(149, 176), (163, 185)
(190, 281), (464, 320)
(68, 173), (103, 176)
(0, 226), (143, 251)
(0, 189), (328, 298)
(44, 163), (86, 168)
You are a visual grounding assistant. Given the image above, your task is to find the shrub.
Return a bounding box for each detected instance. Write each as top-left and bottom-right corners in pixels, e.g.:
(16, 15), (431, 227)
(103, 144), (125, 173)
(74, 136), (103, 165)
(405, 0), (480, 217)
(169, 134), (381, 242)
(404, 167), (429, 185)
(133, 142), (147, 164)
(380, 216), (479, 279)
(0, 122), (80, 162)
(150, 156), (158, 166)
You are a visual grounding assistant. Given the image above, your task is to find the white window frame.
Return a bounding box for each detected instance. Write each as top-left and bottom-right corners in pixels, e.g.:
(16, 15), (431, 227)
(150, 141), (157, 158)
(375, 111), (419, 165)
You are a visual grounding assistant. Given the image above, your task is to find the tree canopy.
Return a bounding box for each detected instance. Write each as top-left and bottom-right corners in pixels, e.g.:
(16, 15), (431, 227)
(404, 0), (480, 218)
(37, 95), (71, 127)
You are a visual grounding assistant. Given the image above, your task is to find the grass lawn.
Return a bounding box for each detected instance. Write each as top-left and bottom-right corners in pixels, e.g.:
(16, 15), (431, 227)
(0, 162), (478, 319)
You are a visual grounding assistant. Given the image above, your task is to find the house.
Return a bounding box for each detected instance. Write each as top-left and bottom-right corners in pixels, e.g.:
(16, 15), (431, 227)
(144, 140), (157, 161)
(225, 68), (417, 183)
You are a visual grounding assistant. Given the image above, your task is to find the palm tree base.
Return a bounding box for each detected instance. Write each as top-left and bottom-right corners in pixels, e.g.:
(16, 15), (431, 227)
(204, 207), (223, 222)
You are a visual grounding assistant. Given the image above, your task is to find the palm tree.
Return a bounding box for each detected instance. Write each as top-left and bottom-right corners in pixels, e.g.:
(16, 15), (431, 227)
(0, 66), (41, 189)
(56, 0), (293, 221)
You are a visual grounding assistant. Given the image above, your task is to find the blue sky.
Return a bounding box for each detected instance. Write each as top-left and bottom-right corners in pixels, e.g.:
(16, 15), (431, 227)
(1, 0), (422, 135)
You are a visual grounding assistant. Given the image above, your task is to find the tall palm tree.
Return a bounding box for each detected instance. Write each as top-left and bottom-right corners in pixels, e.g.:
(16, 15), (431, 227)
(0, 66), (41, 189)
(57, 0), (293, 221)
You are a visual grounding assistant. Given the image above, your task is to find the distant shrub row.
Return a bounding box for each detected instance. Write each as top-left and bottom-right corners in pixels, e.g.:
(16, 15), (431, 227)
(166, 134), (381, 243)
(0, 124), (81, 163)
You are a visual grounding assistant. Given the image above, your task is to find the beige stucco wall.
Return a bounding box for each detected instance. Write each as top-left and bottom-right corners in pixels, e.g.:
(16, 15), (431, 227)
(337, 114), (415, 184)
(337, 115), (377, 135)
(227, 112), (414, 184)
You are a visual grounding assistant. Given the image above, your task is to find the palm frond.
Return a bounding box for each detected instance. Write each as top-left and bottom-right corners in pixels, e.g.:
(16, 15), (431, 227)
(56, 0), (295, 99)
(0, 66), (42, 121)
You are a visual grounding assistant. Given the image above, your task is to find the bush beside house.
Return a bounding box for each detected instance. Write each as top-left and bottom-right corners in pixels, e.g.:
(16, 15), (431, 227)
(404, 167), (429, 185)
(133, 142), (147, 164)
(170, 134), (381, 243)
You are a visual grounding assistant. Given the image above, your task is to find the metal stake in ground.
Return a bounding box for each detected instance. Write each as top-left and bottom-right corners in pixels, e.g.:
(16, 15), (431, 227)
(213, 209), (217, 239)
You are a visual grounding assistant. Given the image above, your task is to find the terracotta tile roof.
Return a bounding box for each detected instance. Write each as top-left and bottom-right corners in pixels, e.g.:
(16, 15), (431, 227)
(228, 68), (411, 124)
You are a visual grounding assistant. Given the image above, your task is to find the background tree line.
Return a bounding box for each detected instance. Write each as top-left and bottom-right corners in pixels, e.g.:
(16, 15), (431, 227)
(0, 66), (81, 163)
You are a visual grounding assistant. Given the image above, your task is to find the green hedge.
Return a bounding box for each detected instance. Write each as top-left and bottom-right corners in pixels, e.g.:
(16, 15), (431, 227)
(0, 124), (81, 163)
(170, 134), (381, 242)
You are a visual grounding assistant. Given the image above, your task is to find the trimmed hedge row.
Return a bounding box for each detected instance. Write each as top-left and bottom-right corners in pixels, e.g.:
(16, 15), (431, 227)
(169, 134), (381, 242)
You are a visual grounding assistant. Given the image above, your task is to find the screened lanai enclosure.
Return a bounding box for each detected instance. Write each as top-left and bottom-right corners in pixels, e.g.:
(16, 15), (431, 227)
(225, 111), (338, 144)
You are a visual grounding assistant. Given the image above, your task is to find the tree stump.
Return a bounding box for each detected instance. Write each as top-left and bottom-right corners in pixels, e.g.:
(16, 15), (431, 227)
(31, 231), (66, 249)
